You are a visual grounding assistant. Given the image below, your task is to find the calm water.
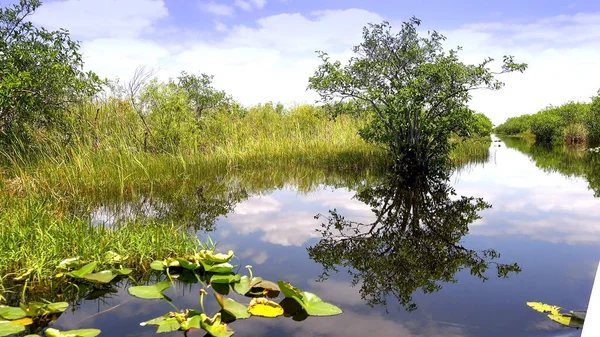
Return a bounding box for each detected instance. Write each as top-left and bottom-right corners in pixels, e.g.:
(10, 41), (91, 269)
(16, 136), (600, 336)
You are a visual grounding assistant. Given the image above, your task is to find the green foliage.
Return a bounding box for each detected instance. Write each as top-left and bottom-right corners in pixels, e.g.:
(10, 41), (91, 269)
(308, 17), (526, 172)
(588, 90), (600, 144)
(496, 99), (596, 145)
(494, 114), (533, 135)
(0, 0), (102, 147)
(562, 123), (588, 144)
(468, 113), (493, 137)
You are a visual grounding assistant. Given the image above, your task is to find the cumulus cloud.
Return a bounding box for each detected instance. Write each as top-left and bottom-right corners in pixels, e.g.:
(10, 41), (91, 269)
(29, 1), (600, 124)
(30, 0), (168, 39)
(199, 1), (235, 16)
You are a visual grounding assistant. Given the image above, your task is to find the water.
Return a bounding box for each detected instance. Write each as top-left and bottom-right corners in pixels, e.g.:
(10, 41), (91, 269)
(12, 136), (600, 336)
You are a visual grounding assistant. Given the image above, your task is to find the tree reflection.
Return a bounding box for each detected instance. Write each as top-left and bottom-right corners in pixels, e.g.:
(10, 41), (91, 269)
(307, 170), (521, 311)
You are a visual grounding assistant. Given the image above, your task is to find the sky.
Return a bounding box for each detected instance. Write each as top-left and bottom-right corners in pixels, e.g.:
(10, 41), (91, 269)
(4, 0), (600, 124)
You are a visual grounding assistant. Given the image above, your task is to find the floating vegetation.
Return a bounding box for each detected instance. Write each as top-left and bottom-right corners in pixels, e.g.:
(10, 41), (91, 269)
(130, 249), (342, 336)
(0, 300), (99, 336)
(526, 301), (585, 329)
(1, 247), (342, 336)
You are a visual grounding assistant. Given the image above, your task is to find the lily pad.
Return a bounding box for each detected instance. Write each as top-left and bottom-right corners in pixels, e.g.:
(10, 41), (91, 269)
(83, 268), (132, 284)
(210, 274), (241, 284)
(233, 276), (263, 295)
(277, 280), (342, 316)
(45, 328), (102, 337)
(300, 292), (343, 316)
(128, 281), (172, 300)
(252, 280), (281, 297)
(57, 257), (83, 270)
(150, 260), (167, 271)
(66, 262), (97, 279)
(214, 293), (251, 319)
(527, 302), (561, 316)
(0, 320), (25, 336)
(0, 306), (26, 320)
(176, 258), (201, 271)
(247, 298), (284, 318)
(200, 261), (236, 274)
(547, 314), (585, 329)
(201, 250), (235, 264)
(200, 313), (233, 337)
(141, 314), (181, 333)
(20, 302), (68, 317)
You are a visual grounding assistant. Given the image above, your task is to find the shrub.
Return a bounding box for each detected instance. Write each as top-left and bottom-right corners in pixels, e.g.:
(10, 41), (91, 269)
(563, 123), (588, 144)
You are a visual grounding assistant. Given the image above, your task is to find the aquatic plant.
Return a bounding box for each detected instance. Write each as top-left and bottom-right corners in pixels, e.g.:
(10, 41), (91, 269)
(129, 251), (342, 336)
(527, 301), (585, 329)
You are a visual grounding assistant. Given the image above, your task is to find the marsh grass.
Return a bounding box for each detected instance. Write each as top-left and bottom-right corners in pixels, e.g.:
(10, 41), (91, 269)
(0, 101), (489, 286)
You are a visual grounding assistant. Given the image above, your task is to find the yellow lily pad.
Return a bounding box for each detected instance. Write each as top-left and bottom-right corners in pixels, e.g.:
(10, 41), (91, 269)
(247, 298), (284, 318)
(526, 302), (561, 316)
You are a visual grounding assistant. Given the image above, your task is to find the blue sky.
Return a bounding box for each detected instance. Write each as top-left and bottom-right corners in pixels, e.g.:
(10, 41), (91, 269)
(4, 0), (599, 123)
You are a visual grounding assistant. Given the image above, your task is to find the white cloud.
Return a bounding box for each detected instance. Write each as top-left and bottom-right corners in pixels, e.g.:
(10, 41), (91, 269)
(442, 14), (600, 124)
(234, 0), (252, 11)
(215, 21), (228, 32)
(250, 0), (267, 8)
(199, 1), (235, 16)
(37, 1), (600, 123)
(30, 0), (168, 39)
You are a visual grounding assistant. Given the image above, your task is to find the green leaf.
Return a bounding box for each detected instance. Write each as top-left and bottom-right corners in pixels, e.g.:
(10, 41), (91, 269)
(57, 257), (82, 270)
(200, 261), (236, 274)
(141, 315), (181, 333)
(84, 268), (132, 283)
(233, 276), (263, 295)
(0, 320), (25, 336)
(299, 292), (343, 316)
(66, 262), (97, 279)
(176, 258), (201, 271)
(0, 306), (26, 320)
(214, 293), (251, 319)
(44, 328), (102, 337)
(202, 250), (235, 264)
(277, 280), (303, 301)
(20, 302), (68, 317)
(200, 313), (233, 337)
(128, 281), (172, 300)
(210, 274), (241, 284)
(150, 260), (166, 271)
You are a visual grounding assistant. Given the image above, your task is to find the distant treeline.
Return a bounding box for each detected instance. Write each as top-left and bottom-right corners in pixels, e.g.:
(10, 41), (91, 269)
(494, 92), (600, 145)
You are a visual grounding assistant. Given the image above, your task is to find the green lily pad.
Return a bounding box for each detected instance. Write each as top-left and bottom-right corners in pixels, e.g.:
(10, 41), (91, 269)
(176, 258), (201, 271)
(300, 292), (343, 316)
(141, 310), (203, 333)
(214, 293), (251, 319)
(20, 302), (68, 317)
(0, 320), (25, 336)
(277, 281), (342, 316)
(201, 250), (235, 264)
(200, 261), (236, 274)
(83, 268), (132, 284)
(57, 257), (83, 270)
(128, 281), (172, 300)
(233, 276), (263, 295)
(210, 274), (241, 284)
(0, 306), (26, 320)
(66, 262), (97, 279)
(200, 313), (233, 337)
(278, 280), (303, 301)
(45, 328), (102, 336)
(150, 260), (166, 271)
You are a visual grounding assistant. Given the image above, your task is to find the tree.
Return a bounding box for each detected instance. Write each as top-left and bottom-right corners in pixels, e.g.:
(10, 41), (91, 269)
(307, 170), (520, 310)
(308, 17), (527, 172)
(0, 0), (102, 146)
(176, 72), (232, 119)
